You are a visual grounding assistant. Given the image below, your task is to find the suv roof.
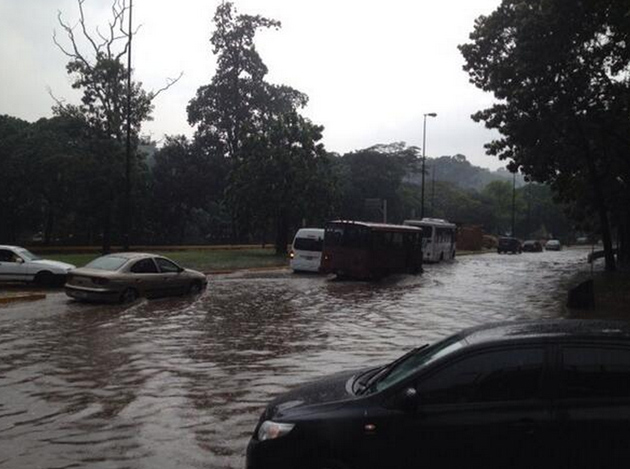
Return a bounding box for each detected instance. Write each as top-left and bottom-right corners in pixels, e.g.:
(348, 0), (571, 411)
(458, 320), (630, 348)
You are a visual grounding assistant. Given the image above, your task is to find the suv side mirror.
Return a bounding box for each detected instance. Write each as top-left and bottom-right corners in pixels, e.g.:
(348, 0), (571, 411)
(397, 387), (419, 412)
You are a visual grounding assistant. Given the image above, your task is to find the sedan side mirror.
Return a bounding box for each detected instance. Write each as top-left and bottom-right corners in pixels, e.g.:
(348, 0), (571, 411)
(16, 257), (25, 264)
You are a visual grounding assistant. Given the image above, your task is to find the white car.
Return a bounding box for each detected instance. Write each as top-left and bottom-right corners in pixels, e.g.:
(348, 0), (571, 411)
(0, 245), (75, 286)
(545, 239), (562, 251)
(289, 228), (324, 273)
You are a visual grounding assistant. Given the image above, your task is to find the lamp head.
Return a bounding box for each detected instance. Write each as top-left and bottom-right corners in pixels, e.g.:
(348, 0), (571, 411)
(426, 113), (437, 117)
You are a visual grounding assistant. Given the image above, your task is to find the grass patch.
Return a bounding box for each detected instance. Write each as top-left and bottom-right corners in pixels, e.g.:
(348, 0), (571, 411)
(41, 248), (289, 272)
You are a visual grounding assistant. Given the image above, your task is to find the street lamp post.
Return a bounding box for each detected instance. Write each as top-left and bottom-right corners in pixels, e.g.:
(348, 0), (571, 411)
(420, 112), (437, 220)
(511, 171), (516, 237)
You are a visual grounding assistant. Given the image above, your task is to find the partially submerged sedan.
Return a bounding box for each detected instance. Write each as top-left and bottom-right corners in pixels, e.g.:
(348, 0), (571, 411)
(65, 252), (207, 303)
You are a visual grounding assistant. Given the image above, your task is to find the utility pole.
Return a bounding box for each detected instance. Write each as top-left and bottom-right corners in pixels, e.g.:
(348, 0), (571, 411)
(123, 0), (133, 251)
(431, 162), (436, 217)
(420, 112), (437, 219)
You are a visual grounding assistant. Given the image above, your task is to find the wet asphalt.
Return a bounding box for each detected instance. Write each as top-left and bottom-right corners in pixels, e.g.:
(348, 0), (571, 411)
(0, 248), (595, 468)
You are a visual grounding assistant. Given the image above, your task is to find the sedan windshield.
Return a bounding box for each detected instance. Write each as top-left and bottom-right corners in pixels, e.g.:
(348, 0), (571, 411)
(17, 249), (41, 261)
(85, 256), (129, 271)
(368, 336), (465, 394)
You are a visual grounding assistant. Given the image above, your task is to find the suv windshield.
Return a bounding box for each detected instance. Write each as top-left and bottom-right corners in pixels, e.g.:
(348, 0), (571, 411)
(367, 336), (465, 394)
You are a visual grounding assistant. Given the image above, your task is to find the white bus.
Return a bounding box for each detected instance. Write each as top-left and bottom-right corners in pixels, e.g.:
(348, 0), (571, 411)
(289, 228), (325, 273)
(404, 218), (457, 263)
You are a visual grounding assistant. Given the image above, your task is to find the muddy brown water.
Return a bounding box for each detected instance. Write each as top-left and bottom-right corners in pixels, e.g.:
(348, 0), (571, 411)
(0, 249), (593, 468)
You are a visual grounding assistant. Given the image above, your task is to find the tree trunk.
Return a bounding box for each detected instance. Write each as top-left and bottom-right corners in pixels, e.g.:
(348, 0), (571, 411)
(580, 126), (616, 271)
(275, 211), (289, 255)
(618, 208), (630, 271)
(102, 205), (112, 255)
(44, 203), (54, 246)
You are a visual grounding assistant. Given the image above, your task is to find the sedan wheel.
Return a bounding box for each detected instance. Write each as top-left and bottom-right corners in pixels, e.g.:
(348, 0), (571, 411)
(34, 271), (54, 287)
(120, 288), (139, 304)
(188, 281), (203, 295)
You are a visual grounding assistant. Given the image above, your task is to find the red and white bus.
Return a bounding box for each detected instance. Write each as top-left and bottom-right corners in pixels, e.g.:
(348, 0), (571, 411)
(320, 220), (423, 280)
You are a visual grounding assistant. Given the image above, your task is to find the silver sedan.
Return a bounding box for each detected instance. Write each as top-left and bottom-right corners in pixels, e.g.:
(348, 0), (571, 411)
(65, 252), (207, 303)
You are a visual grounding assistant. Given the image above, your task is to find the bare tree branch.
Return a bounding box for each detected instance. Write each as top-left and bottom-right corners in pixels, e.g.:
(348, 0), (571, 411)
(151, 72), (185, 101)
(78, 0), (102, 56)
(54, 10), (92, 71)
(47, 86), (71, 114)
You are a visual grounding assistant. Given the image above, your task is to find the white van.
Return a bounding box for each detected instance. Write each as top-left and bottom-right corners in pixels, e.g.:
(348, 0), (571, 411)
(290, 228), (325, 273)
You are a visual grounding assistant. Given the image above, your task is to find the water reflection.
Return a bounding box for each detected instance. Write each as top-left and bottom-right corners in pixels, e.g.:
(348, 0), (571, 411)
(0, 249), (592, 468)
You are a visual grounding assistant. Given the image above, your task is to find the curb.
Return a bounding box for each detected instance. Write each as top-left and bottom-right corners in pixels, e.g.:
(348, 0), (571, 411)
(0, 293), (47, 305)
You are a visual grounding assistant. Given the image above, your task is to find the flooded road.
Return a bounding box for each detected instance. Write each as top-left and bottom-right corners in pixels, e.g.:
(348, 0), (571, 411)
(0, 248), (593, 468)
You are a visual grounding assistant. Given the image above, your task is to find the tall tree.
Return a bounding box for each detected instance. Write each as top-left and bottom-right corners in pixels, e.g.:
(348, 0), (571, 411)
(53, 0), (179, 252)
(188, 2), (332, 253)
(460, 0), (630, 270)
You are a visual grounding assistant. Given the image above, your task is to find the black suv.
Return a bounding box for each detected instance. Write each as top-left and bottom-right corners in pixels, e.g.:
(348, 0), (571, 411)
(498, 236), (522, 254)
(247, 320), (630, 468)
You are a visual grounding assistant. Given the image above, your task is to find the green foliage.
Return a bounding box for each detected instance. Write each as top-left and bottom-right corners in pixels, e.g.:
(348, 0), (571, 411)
(149, 135), (230, 243)
(0, 115), (36, 242)
(460, 0), (630, 269)
(335, 144), (417, 222)
(62, 57), (153, 142)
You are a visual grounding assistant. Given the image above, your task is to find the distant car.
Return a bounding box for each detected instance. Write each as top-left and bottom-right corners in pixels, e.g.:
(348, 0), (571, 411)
(545, 239), (562, 251)
(0, 245), (75, 286)
(497, 237), (522, 254)
(522, 240), (543, 252)
(290, 228), (324, 273)
(65, 252), (207, 303)
(247, 320), (630, 469)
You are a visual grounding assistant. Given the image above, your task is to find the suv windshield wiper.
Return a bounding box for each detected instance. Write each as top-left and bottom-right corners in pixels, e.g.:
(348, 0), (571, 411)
(357, 344), (429, 395)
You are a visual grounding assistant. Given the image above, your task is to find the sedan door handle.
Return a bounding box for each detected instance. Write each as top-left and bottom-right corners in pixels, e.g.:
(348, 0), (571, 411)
(515, 419), (536, 435)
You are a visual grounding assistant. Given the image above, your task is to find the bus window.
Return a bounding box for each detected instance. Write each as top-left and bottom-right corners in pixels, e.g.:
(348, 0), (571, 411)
(325, 226), (343, 246)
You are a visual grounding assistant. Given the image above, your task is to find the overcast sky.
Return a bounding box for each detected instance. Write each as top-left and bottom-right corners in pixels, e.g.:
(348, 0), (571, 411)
(0, 0), (506, 169)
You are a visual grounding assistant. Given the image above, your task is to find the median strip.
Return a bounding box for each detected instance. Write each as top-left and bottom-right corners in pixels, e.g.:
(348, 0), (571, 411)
(0, 292), (47, 305)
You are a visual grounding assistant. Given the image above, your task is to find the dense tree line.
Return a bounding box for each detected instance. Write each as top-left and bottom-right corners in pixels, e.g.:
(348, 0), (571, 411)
(0, 1), (577, 252)
(0, 113), (572, 249)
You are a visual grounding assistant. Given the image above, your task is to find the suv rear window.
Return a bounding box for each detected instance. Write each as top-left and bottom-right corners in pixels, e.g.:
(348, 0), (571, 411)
(294, 237), (323, 252)
(561, 347), (630, 399)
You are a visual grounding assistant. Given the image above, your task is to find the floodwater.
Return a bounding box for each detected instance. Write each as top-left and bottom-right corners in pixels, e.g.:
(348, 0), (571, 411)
(0, 248), (594, 468)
